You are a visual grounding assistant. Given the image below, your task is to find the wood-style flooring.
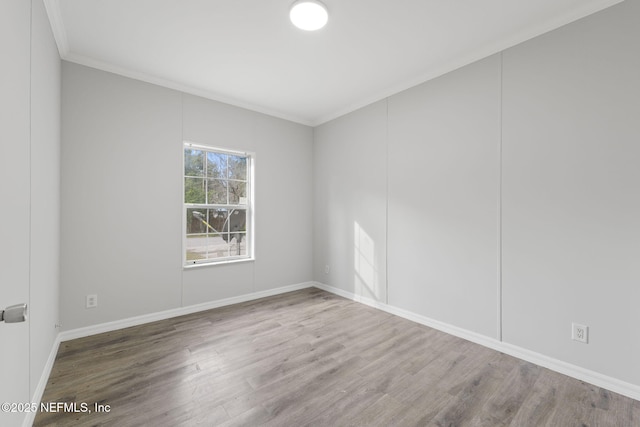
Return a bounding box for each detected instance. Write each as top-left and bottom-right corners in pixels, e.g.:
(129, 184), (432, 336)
(34, 288), (640, 426)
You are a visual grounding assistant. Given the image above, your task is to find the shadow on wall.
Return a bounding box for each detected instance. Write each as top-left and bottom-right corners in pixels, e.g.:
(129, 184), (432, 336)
(354, 221), (381, 301)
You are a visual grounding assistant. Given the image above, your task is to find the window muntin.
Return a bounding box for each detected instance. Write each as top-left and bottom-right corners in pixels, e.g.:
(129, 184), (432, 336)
(184, 143), (252, 265)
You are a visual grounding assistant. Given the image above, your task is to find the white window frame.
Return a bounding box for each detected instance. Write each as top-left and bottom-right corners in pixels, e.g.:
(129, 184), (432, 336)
(183, 141), (255, 267)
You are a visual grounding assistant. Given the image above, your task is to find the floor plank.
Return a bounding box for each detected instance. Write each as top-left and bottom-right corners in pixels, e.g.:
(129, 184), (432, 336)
(34, 288), (639, 426)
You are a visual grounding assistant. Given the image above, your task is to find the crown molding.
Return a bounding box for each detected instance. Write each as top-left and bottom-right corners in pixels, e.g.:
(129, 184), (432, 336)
(43, 0), (69, 57)
(311, 0), (625, 126)
(41, 0), (623, 128)
(41, 0), (312, 126)
(63, 52), (314, 126)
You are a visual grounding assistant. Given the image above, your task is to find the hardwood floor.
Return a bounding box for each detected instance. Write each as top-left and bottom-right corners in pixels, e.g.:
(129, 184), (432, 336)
(34, 288), (640, 426)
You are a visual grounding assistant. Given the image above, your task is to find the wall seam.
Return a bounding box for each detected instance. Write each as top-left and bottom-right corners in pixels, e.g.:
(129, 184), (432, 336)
(498, 52), (504, 342)
(311, 126), (316, 282)
(28, 0), (34, 398)
(251, 113), (257, 294)
(385, 98), (390, 305)
(180, 92), (184, 308)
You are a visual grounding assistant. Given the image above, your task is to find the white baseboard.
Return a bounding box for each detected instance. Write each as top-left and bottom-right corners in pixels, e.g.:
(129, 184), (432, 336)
(59, 281), (314, 342)
(24, 282), (314, 426)
(23, 334), (62, 427)
(313, 282), (640, 401)
(27, 278), (639, 421)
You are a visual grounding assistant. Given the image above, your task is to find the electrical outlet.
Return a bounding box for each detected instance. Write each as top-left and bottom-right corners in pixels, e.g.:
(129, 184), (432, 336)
(324, 265), (330, 274)
(86, 294), (98, 309)
(572, 323), (588, 343)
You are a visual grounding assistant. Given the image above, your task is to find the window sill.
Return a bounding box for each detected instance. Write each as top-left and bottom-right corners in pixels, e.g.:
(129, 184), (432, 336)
(183, 257), (255, 270)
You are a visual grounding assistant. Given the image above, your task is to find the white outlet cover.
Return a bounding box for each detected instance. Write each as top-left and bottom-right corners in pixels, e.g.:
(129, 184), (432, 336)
(86, 294), (98, 309)
(572, 323), (588, 343)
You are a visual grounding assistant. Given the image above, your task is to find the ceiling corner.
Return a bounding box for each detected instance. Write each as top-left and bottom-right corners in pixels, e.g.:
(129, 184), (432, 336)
(43, 0), (69, 58)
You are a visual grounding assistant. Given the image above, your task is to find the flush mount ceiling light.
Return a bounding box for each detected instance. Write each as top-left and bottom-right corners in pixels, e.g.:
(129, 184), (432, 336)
(289, 0), (329, 31)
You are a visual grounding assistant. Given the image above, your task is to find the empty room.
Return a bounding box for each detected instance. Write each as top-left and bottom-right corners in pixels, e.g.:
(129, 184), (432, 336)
(1, 0), (639, 426)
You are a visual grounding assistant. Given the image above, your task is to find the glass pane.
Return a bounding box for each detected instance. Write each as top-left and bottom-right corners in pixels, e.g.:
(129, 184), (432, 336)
(186, 208), (207, 234)
(186, 209), (248, 262)
(205, 234), (230, 260)
(186, 234), (207, 262)
(228, 232), (247, 256)
(184, 149), (204, 177)
(207, 179), (227, 204)
(227, 209), (247, 233)
(228, 155), (247, 180)
(185, 178), (206, 203)
(185, 149), (251, 264)
(207, 209), (229, 235)
(207, 152), (227, 179)
(228, 181), (247, 205)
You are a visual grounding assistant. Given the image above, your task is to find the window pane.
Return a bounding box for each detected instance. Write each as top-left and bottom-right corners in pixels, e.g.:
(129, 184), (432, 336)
(207, 152), (227, 179)
(228, 209), (246, 233)
(186, 208), (207, 234)
(228, 155), (247, 180)
(228, 232), (247, 256)
(228, 181), (247, 205)
(184, 145), (252, 265)
(208, 209), (229, 234)
(205, 234), (230, 259)
(186, 234), (207, 262)
(184, 149), (204, 177)
(207, 179), (227, 204)
(185, 178), (206, 203)
(208, 209), (246, 258)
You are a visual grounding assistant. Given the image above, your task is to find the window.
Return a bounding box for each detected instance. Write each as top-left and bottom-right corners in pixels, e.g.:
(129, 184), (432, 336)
(183, 143), (253, 266)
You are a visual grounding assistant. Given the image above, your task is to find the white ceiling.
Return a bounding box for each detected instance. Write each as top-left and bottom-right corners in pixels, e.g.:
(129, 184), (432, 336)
(44, 0), (622, 126)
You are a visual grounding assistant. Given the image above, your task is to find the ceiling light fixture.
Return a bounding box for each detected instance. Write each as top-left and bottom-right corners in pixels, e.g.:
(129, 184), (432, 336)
(289, 0), (328, 31)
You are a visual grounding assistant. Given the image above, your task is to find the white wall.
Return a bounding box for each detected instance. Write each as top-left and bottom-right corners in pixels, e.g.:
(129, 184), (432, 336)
(30, 0), (62, 396)
(501, 0), (640, 386)
(313, 101), (388, 303)
(313, 0), (639, 389)
(181, 95), (313, 304)
(61, 63), (313, 330)
(387, 55), (501, 339)
(61, 63), (183, 329)
(0, 1), (60, 426)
